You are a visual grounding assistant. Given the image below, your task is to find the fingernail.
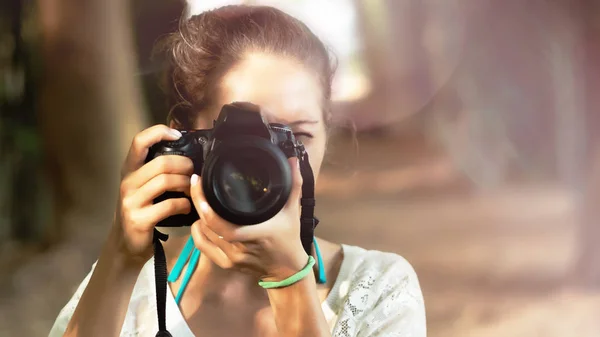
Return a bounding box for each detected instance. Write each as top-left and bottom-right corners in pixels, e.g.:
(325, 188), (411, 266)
(170, 129), (182, 138)
(200, 201), (209, 213)
(190, 174), (199, 186)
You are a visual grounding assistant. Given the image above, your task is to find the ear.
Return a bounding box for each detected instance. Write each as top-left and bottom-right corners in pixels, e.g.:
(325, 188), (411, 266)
(168, 120), (179, 129)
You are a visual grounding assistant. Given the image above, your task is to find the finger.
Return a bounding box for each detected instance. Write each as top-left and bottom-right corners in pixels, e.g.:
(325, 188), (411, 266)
(131, 173), (191, 207)
(189, 174), (207, 210)
(223, 222), (268, 243)
(189, 174), (212, 224)
(129, 198), (191, 231)
(190, 174), (238, 240)
(123, 125), (183, 175)
(123, 156), (194, 191)
(284, 156), (303, 210)
(191, 218), (233, 269)
(198, 222), (259, 271)
(190, 175), (269, 243)
(199, 221), (240, 258)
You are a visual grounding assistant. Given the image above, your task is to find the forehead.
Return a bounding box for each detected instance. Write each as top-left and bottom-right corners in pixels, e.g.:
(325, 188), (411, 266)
(217, 53), (323, 123)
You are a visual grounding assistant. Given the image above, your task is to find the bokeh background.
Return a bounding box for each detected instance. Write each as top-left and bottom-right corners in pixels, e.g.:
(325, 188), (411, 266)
(1, 0), (600, 336)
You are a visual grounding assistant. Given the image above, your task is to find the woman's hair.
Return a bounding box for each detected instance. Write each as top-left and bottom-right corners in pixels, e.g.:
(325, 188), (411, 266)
(158, 5), (336, 129)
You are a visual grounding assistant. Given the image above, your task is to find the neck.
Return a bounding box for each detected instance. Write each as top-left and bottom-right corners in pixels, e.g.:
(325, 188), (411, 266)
(196, 254), (266, 296)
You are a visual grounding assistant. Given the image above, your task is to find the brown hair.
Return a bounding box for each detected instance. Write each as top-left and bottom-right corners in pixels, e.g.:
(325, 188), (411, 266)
(158, 5), (336, 129)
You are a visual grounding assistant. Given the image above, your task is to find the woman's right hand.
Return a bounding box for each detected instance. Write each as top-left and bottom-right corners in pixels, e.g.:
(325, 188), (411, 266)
(109, 125), (194, 265)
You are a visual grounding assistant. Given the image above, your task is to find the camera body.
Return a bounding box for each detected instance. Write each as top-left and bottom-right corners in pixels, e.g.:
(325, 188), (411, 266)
(146, 103), (305, 226)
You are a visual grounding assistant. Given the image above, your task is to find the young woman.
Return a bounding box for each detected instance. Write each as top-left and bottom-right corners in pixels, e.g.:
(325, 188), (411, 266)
(50, 5), (426, 337)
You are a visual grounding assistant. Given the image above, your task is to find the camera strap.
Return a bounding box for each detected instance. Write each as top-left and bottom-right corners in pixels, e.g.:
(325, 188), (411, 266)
(153, 228), (172, 337)
(299, 151), (319, 255)
(152, 152), (318, 337)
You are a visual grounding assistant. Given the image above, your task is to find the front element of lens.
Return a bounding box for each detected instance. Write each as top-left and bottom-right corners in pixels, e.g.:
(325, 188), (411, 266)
(202, 137), (292, 225)
(216, 150), (274, 212)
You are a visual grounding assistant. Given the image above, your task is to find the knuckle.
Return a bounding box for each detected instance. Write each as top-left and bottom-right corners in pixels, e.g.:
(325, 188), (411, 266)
(224, 232), (237, 242)
(191, 219), (203, 229)
(178, 197), (190, 208)
(121, 195), (135, 211)
(173, 156), (193, 174)
(222, 260), (235, 270)
(156, 156), (172, 173)
(127, 210), (144, 229)
(183, 199), (192, 212)
(164, 199), (177, 213)
(154, 124), (169, 132)
(199, 221), (210, 233)
(157, 174), (171, 188)
(119, 181), (130, 196)
(167, 198), (187, 213)
(294, 178), (303, 190)
(184, 158), (195, 172)
(121, 207), (134, 225)
(131, 133), (144, 149)
(230, 252), (246, 265)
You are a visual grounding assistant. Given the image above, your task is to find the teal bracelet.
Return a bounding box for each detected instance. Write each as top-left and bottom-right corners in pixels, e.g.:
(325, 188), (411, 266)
(258, 256), (316, 289)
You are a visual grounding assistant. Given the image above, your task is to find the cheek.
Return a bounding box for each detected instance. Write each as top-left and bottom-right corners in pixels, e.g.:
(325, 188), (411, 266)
(303, 138), (326, 179)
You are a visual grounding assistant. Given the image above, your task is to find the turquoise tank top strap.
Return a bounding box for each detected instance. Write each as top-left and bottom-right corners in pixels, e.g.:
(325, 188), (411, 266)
(167, 235), (195, 282)
(174, 248), (201, 304)
(313, 238), (327, 284)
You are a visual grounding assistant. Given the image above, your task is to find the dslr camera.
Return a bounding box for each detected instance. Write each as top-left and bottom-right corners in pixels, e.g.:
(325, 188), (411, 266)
(146, 102), (306, 226)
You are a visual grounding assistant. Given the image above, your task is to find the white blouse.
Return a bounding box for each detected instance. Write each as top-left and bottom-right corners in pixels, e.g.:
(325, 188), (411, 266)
(49, 244), (426, 336)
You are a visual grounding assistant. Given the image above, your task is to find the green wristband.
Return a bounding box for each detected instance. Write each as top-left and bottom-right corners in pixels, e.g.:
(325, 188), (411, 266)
(258, 256), (316, 289)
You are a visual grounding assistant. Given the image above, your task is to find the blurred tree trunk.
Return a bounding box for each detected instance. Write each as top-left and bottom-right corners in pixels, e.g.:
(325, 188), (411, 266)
(546, 5), (586, 191)
(131, 0), (185, 125)
(425, 0), (517, 187)
(342, 0), (392, 132)
(37, 0), (146, 244)
(577, 144), (600, 287)
(350, 0), (433, 133)
(574, 0), (600, 288)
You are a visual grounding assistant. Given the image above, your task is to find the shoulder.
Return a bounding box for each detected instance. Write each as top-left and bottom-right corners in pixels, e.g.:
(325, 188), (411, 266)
(345, 245), (419, 280)
(340, 244), (423, 305)
(328, 245), (426, 337)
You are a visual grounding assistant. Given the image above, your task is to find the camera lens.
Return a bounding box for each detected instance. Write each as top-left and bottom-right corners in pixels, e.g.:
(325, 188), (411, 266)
(202, 137), (292, 225)
(217, 152), (273, 213)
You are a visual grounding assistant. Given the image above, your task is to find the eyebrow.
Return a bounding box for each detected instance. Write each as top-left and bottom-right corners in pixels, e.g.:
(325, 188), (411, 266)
(287, 120), (320, 127)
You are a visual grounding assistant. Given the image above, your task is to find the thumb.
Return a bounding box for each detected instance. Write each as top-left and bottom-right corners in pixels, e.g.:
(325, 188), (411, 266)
(285, 157), (303, 209)
(190, 174), (208, 216)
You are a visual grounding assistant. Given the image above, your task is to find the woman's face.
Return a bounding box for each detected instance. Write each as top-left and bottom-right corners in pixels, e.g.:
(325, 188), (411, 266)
(193, 53), (328, 180)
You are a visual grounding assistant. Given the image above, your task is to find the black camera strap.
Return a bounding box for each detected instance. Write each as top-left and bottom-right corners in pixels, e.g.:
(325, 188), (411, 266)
(299, 151), (319, 255)
(152, 152), (318, 337)
(153, 229), (172, 337)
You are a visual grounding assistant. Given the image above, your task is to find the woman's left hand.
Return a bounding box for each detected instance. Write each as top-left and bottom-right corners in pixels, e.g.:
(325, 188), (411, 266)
(189, 157), (309, 282)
